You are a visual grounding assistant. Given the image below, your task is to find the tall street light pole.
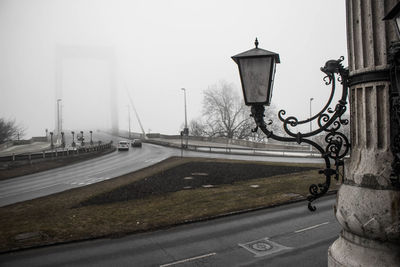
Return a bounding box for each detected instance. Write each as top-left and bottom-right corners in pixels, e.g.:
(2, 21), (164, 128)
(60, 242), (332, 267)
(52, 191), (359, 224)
(57, 99), (62, 143)
(181, 88), (188, 148)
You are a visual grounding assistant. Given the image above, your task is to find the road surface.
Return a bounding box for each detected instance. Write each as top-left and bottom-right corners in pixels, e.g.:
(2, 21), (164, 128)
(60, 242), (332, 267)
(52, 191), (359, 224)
(0, 142), (324, 207)
(0, 195), (339, 266)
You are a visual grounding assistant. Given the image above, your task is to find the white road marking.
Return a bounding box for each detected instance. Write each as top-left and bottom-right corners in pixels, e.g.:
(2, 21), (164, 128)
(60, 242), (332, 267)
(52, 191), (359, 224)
(160, 252), (216, 267)
(294, 222), (329, 233)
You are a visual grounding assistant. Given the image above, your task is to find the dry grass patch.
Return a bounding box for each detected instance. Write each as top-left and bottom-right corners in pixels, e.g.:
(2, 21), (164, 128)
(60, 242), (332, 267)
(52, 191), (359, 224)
(0, 157), (336, 252)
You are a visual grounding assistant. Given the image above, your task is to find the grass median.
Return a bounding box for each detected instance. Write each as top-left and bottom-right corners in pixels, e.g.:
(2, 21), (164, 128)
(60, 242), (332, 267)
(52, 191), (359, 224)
(0, 157), (338, 252)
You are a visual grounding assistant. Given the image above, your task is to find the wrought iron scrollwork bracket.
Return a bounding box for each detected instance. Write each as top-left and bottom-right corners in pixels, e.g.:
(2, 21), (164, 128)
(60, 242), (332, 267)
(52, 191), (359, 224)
(250, 57), (351, 211)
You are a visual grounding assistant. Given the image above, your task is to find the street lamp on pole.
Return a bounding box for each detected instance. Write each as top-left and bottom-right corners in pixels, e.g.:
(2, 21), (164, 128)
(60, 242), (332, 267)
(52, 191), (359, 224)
(61, 132), (65, 148)
(50, 132), (54, 150)
(71, 131), (76, 147)
(80, 131), (84, 146)
(181, 88), (189, 148)
(57, 99), (62, 137)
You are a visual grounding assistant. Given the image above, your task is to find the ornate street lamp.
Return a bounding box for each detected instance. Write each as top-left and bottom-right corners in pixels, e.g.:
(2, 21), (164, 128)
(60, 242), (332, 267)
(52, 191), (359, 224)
(71, 131), (76, 147)
(80, 131), (84, 146)
(232, 38), (280, 106)
(232, 39), (350, 211)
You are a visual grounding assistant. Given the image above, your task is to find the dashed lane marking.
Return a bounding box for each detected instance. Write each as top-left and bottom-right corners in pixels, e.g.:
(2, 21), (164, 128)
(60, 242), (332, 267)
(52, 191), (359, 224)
(294, 222), (329, 233)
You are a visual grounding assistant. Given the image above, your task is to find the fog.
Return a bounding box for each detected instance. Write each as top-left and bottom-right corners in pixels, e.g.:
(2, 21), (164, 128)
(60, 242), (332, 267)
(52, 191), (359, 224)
(0, 0), (346, 138)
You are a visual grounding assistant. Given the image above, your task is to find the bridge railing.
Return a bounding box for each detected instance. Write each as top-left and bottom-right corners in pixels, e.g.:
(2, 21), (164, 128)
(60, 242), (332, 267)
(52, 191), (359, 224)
(0, 142), (113, 162)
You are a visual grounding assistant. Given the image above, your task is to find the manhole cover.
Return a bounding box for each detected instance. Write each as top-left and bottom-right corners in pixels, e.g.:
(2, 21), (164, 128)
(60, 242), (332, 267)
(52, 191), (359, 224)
(252, 242), (271, 251)
(239, 238), (292, 257)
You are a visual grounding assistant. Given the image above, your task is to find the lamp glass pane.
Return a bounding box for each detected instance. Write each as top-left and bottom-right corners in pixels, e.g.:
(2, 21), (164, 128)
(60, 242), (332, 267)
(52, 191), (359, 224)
(239, 57), (272, 104)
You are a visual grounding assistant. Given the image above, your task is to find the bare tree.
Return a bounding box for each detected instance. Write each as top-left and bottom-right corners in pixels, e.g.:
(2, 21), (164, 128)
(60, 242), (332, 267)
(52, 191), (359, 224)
(200, 81), (250, 139)
(0, 118), (25, 144)
(194, 81), (281, 140)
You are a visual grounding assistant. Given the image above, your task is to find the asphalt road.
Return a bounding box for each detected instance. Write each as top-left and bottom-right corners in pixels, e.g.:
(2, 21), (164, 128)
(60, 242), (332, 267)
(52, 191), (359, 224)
(0, 195), (339, 267)
(0, 136), (324, 207)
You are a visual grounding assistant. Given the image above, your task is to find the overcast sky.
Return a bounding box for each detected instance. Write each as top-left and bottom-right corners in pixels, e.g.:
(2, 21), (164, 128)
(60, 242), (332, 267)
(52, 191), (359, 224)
(0, 0), (347, 138)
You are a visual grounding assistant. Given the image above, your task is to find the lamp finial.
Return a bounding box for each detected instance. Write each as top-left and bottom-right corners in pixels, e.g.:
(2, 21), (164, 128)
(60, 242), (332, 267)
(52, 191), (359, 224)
(255, 38), (259, 48)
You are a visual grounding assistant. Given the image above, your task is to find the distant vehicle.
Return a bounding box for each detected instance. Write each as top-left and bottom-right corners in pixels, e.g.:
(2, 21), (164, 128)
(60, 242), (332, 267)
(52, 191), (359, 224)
(131, 139), (142, 147)
(118, 140), (129, 151)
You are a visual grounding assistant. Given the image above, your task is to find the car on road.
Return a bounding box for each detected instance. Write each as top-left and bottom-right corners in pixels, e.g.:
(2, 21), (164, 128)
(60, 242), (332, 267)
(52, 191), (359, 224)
(131, 139), (142, 147)
(118, 141), (129, 151)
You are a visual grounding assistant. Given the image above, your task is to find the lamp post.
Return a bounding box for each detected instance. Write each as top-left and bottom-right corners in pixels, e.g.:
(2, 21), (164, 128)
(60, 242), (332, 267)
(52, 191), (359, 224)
(90, 130), (93, 145)
(181, 88), (189, 148)
(232, 39), (350, 210)
(61, 132), (65, 148)
(71, 131), (76, 147)
(50, 132), (54, 150)
(57, 99), (62, 136)
(80, 131), (84, 146)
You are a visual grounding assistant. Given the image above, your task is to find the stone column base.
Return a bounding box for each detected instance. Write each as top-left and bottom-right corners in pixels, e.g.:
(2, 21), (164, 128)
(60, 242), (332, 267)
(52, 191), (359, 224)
(328, 230), (400, 267)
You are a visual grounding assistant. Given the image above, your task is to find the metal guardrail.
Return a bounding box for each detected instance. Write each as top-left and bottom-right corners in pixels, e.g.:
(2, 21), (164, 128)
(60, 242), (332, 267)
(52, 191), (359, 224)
(186, 144), (320, 158)
(0, 142), (113, 162)
(144, 139), (320, 158)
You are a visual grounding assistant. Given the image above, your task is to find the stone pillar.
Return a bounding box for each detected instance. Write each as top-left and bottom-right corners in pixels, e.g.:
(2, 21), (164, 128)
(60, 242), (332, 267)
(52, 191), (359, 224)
(328, 0), (400, 266)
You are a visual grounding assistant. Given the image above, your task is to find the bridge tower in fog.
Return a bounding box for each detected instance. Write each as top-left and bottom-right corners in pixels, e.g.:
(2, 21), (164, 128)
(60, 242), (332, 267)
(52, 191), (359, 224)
(55, 45), (119, 135)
